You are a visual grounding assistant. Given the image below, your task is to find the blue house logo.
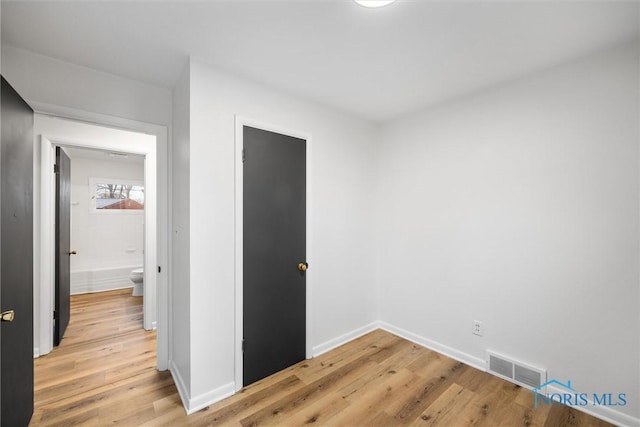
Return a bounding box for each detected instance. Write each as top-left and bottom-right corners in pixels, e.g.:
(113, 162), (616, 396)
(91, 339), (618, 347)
(532, 379), (627, 409)
(532, 379), (576, 408)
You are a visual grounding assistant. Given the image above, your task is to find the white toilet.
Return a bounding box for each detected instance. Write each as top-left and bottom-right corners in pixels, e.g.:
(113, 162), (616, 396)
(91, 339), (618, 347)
(130, 268), (144, 297)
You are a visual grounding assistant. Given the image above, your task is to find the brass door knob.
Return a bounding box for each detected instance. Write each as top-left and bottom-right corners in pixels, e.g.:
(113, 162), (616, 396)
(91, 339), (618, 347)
(69, 250), (77, 255)
(298, 262), (308, 272)
(1, 310), (15, 322)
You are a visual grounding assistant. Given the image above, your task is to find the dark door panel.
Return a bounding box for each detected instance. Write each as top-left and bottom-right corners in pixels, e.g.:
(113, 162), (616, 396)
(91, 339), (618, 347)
(1, 75), (34, 426)
(243, 126), (306, 386)
(54, 146), (71, 346)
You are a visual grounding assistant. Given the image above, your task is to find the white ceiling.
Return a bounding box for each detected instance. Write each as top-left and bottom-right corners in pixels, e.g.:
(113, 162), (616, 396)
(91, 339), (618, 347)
(63, 146), (145, 165)
(2, 1), (638, 122)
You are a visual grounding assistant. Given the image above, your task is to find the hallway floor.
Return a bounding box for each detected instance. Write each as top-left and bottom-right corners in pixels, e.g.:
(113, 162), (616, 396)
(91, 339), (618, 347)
(30, 289), (611, 426)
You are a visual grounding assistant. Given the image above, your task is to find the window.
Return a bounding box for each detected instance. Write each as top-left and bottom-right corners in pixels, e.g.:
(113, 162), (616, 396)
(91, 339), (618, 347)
(90, 178), (144, 213)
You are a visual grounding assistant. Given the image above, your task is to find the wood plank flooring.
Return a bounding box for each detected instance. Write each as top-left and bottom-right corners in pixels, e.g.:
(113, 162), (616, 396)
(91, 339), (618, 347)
(30, 289), (612, 426)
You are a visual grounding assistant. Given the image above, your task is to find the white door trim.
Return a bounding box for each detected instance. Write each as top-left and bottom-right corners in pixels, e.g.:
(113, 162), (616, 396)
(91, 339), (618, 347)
(32, 102), (169, 371)
(234, 115), (313, 391)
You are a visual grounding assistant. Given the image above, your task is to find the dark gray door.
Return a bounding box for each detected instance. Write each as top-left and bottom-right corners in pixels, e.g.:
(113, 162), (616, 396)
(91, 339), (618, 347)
(54, 146), (71, 346)
(243, 126), (306, 386)
(0, 76), (34, 426)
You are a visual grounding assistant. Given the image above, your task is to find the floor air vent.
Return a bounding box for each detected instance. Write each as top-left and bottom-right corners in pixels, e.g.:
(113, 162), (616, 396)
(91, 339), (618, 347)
(487, 351), (546, 390)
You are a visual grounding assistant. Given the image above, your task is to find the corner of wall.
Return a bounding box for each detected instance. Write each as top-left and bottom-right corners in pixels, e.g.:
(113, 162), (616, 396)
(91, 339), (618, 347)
(169, 360), (190, 415)
(170, 358), (234, 416)
(312, 321), (380, 357)
(170, 57), (192, 397)
(185, 382), (235, 415)
(379, 321), (486, 372)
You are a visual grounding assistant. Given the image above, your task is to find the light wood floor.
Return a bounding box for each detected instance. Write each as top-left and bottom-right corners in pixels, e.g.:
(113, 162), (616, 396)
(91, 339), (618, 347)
(30, 289), (612, 426)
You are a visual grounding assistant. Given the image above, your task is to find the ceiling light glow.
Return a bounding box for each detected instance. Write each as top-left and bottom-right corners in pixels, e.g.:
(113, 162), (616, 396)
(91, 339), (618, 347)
(354, 0), (397, 8)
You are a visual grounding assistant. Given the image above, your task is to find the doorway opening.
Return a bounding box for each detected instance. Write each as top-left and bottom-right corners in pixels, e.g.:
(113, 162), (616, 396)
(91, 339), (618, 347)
(33, 112), (168, 370)
(59, 145), (147, 339)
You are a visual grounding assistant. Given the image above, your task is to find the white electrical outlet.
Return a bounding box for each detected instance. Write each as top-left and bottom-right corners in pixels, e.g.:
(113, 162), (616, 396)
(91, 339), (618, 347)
(472, 320), (483, 337)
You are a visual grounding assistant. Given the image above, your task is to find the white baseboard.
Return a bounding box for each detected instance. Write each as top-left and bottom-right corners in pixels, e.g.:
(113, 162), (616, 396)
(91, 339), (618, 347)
(169, 360), (190, 415)
(545, 384), (640, 427)
(33, 348), (40, 358)
(378, 321), (486, 372)
(187, 382), (235, 415)
(71, 265), (141, 295)
(312, 321), (380, 357)
(169, 322), (382, 416)
(169, 360), (235, 415)
(71, 283), (132, 295)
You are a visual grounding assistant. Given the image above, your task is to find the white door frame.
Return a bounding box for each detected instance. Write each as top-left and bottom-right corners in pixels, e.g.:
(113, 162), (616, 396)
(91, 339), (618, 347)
(33, 102), (169, 371)
(234, 115), (313, 391)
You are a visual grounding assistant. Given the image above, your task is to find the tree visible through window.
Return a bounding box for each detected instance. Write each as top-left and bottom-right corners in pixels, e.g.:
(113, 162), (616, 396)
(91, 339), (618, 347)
(95, 182), (144, 210)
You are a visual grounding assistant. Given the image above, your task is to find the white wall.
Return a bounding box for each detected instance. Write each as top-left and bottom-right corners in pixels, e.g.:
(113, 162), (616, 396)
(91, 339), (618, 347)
(376, 42), (640, 423)
(69, 156), (144, 293)
(179, 58), (378, 407)
(171, 61), (191, 394)
(1, 46), (171, 127)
